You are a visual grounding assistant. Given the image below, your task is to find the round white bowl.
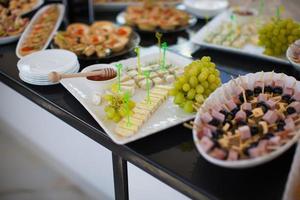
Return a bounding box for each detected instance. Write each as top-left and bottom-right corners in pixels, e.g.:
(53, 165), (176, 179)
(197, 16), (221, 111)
(183, 0), (228, 18)
(82, 64), (117, 93)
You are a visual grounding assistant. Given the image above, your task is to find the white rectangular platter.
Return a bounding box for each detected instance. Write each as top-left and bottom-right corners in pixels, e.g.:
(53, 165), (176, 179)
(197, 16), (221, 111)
(191, 10), (289, 64)
(60, 51), (194, 144)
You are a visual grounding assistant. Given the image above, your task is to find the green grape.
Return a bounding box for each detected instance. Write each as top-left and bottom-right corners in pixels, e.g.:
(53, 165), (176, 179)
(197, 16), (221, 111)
(106, 107), (116, 119)
(202, 81), (209, 89)
(195, 94), (204, 103)
(174, 81), (182, 90)
(170, 88), (178, 96)
(208, 74), (216, 83)
(196, 85), (204, 94)
(178, 76), (188, 84)
(112, 114), (121, 123)
(209, 83), (218, 90)
(189, 76), (198, 88)
(182, 83), (191, 92)
(187, 89), (196, 100)
(119, 106), (127, 117)
(198, 71), (208, 82)
(183, 101), (194, 113)
(201, 56), (211, 62)
(128, 101), (135, 109)
(174, 92), (185, 104)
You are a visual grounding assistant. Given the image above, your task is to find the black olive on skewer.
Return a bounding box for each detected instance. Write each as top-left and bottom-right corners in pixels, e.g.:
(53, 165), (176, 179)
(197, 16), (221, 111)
(264, 86), (273, 93)
(287, 107), (296, 115)
(257, 102), (269, 113)
(273, 87), (283, 95)
(236, 120), (247, 127)
(212, 129), (223, 140)
(231, 107), (240, 116)
(276, 119), (285, 131)
(261, 133), (274, 140)
(239, 93), (244, 103)
(254, 87), (262, 96)
(245, 110), (253, 117)
(209, 118), (221, 127)
(282, 95), (292, 103)
(245, 89), (254, 99)
(222, 119), (232, 127)
(243, 142), (259, 156)
(288, 98), (296, 104)
(250, 126), (259, 136)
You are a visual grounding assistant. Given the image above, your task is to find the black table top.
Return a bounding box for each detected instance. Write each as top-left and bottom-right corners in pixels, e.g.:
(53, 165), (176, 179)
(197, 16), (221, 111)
(1, 6), (299, 200)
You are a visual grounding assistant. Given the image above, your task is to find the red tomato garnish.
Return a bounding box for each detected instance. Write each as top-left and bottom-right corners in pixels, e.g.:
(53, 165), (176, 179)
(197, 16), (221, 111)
(76, 29), (84, 36)
(117, 28), (127, 36)
(21, 47), (34, 52)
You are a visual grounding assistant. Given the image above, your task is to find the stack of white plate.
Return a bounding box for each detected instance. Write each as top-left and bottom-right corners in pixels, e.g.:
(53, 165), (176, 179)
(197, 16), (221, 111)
(17, 49), (80, 86)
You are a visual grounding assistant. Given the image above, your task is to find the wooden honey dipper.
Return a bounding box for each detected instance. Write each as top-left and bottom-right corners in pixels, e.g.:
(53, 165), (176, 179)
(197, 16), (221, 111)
(48, 68), (117, 83)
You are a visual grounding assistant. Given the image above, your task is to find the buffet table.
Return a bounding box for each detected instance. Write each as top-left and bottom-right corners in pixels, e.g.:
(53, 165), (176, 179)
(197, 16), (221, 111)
(0, 1), (299, 200)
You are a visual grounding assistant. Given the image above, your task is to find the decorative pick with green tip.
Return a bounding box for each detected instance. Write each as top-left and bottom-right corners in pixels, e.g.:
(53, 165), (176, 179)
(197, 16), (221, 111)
(116, 63), (123, 93)
(205, 16), (209, 24)
(156, 32), (163, 64)
(124, 91), (131, 127)
(144, 70), (151, 104)
(161, 42), (167, 71)
(259, 0), (265, 16)
(276, 5), (285, 20)
(134, 46), (141, 75)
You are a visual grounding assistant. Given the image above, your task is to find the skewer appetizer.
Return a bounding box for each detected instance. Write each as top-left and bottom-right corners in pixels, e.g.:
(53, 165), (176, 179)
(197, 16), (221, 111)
(194, 72), (300, 161)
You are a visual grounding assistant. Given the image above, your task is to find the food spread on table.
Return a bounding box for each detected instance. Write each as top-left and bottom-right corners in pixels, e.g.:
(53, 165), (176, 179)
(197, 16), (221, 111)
(54, 21), (133, 58)
(124, 2), (190, 31)
(0, 9), (29, 38)
(94, 0), (181, 4)
(18, 4), (61, 57)
(0, 0), (40, 15)
(194, 72), (300, 161)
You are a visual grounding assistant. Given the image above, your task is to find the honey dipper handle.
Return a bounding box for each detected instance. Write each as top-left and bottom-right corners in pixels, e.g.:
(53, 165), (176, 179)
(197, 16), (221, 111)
(48, 70), (105, 83)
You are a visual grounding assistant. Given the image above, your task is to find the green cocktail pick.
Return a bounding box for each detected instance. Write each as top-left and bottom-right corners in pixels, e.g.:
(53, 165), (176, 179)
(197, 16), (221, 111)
(116, 63), (123, 93)
(144, 70), (151, 104)
(276, 5), (285, 20)
(134, 46), (141, 76)
(124, 91), (131, 127)
(161, 42), (167, 71)
(229, 13), (237, 41)
(259, 0), (265, 16)
(155, 32), (162, 64)
(205, 16), (209, 24)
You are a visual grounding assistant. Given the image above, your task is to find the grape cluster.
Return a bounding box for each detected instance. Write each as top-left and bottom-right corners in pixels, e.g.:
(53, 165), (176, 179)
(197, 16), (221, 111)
(170, 56), (221, 113)
(258, 18), (300, 56)
(103, 94), (135, 123)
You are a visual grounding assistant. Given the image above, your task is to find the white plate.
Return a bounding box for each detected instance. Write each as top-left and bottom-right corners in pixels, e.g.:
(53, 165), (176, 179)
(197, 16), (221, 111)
(60, 51), (195, 144)
(16, 4), (65, 58)
(191, 10), (289, 64)
(183, 0), (228, 18)
(17, 49), (78, 76)
(19, 64), (80, 85)
(0, 34), (21, 45)
(193, 72), (300, 168)
(21, 0), (44, 16)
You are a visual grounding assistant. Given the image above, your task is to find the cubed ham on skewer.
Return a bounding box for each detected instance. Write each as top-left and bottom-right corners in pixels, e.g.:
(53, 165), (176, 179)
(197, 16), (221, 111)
(283, 87), (293, 96)
(289, 102), (300, 113)
(226, 99), (237, 111)
(202, 127), (212, 138)
(241, 102), (252, 111)
(205, 124), (217, 132)
(248, 147), (261, 158)
(211, 110), (225, 122)
(292, 90), (300, 101)
(239, 126), (251, 140)
(274, 80), (284, 88)
(227, 150), (238, 161)
(258, 93), (268, 102)
(284, 118), (295, 131)
(209, 148), (227, 160)
(262, 110), (278, 124)
(257, 140), (268, 155)
(268, 136), (281, 145)
(235, 110), (246, 121)
(266, 99), (276, 109)
(201, 112), (213, 123)
(200, 136), (214, 152)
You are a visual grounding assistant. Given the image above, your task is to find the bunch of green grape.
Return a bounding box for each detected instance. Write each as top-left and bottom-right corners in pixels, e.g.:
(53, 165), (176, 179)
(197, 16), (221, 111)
(258, 18), (300, 56)
(103, 93), (135, 123)
(170, 56), (221, 113)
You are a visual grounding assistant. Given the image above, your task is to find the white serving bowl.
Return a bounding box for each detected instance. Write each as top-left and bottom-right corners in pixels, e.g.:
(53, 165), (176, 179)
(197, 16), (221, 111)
(82, 64), (117, 93)
(286, 40), (300, 72)
(183, 0), (228, 18)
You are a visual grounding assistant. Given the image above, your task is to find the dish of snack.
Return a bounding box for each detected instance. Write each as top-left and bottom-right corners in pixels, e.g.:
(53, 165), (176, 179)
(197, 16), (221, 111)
(0, 0), (43, 16)
(0, 9), (29, 45)
(53, 21), (140, 60)
(59, 51), (195, 144)
(192, 10), (292, 64)
(116, 2), (197, 32)
(193, 72), (300, 168)
(288, 40), (300, 63)
(16, 4), (65, 58)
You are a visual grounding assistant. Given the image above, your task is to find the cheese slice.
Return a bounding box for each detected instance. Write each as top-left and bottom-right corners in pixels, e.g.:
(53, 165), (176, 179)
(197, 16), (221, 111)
(115, 126), (135, 137)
